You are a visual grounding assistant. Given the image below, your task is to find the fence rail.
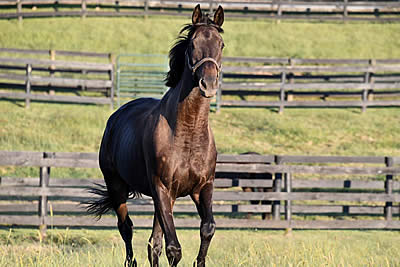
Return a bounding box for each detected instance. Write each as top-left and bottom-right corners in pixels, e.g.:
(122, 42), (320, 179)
(0, 48), (115, 108)
(0, 150), (399, 230)
(1, 0), (400, 22)
(218, 56), (400, 113)
(2, 48), (400, 112)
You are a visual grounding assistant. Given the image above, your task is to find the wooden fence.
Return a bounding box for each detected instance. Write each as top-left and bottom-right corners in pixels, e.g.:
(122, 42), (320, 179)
(0, 150), (399, 230)
(0, 0), (399, 22)
(2, 48), (400, 113)
(0, 48), (115, 108)
(218, 57), (400, 113)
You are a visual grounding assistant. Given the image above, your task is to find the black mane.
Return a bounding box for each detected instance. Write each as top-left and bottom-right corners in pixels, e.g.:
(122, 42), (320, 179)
(164, 16), (223, 88)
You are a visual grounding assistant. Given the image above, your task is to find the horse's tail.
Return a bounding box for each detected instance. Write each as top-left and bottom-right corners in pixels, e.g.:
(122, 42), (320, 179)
(84, 183), (113, 220)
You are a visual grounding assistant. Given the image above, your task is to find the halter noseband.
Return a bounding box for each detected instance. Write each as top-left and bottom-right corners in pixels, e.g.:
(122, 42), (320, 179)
(186, 49), (221, 76)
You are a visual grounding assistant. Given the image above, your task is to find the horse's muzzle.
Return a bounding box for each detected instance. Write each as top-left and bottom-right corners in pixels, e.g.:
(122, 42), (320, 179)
(199, 77), (218, 98)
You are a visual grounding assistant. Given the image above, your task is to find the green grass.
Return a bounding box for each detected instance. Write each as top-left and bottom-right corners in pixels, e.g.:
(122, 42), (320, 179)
(0, 15), (399, 267)
(2, 102), (399, 156)
(211, 107), (400, 156)
(1, 100), (399, 178)
(0, 228), (399, 266)
(0, 17), (399, 58)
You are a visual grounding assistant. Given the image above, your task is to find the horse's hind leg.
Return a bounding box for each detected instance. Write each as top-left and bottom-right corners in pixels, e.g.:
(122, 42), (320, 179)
(117, 203), (136, 267)
(104, 172), (137, 267)
(192, 182), (216, 267)
(147, 215), (163, 267)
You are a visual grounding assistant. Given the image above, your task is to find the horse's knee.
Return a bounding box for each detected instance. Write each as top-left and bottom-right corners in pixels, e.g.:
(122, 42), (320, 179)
(200, 221), (216, 241)
(166, 243), (182, 265)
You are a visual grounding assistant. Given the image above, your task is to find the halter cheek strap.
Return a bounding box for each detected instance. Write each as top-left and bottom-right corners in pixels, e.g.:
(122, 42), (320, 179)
(186, 50), (221, 76)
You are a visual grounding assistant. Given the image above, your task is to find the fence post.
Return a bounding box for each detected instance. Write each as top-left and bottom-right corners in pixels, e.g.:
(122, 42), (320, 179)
(116, 0), (120, 12)
(277, 0), (282, 23)
(144, 0), (149, 19)
(216, 71), (223, 113)
(209, 0), (214, 14)
(343, 0), (348, 21)
(17, 0), (22, 23)
(273, 156), (283, 220)
(49, 50), (56, 94)
(81, 0), (86, 18)
(284, 173), (292, 223)
(109, 53), (116, 110)
(25, 64), (32, 108)
(385, 157), (393, 221)
(39, 152), (52, 237)
(362, 71), (369, 113)
(279, 71), (286, 115)
(116, 56), (121, 107)
(287, 58), (294, 102)
(368, 59), (376, 102)
(54, 0), (59, 12)
(362, 61), (373, 113)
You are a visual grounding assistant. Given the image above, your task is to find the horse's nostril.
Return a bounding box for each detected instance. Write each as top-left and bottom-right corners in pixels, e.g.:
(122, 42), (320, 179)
(200, 79), (207, 89)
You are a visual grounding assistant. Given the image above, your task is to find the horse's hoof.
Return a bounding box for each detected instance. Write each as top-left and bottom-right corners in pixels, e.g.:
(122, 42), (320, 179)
(196, 260), (205, 267)
(124, 257), (137, 267)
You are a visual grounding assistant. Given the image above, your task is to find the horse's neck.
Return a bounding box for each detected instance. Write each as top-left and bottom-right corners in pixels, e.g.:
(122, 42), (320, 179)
(176, 86), (211, 134)
(161, 70), (211, 137)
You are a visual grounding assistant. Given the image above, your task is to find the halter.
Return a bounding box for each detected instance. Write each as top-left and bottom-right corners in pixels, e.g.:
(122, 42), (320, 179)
(186, 49), (221, 76)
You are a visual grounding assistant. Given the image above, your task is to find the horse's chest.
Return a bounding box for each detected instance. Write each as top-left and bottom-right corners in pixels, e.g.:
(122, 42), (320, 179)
(153, 115), (215, 195)
(161, 147), (210, 180)
(155, 143), (214, 196)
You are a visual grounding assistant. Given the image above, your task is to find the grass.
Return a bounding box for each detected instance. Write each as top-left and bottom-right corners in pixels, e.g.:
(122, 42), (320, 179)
(0, 15), (399, 267)
(0, 228), (399, 266)
(0, 17), (399, 58)
(1, 100), (399, 178)
(2, 102), (400, 156)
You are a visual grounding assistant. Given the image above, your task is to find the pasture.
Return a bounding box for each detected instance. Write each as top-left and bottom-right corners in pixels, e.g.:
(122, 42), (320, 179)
(1, 101), (400, 179)
(0, 17), (400, 59)
(1, 228), (399, 266)
(0, 12), (400, 267)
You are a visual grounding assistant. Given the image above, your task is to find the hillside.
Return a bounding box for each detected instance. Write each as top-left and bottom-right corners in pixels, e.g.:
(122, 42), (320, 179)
(0, 17), (399, 58)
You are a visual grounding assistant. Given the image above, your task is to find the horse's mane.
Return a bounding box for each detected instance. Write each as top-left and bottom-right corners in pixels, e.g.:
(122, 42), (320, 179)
(164, 16), (223, 88)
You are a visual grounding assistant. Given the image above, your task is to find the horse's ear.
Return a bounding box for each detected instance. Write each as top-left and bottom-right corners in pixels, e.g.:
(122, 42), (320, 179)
(192, 4), (203, 24)
(213, 6), (224, 27)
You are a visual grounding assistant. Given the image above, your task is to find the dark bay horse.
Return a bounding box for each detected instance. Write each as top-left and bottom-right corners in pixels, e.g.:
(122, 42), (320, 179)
(87, 5), (224, 267)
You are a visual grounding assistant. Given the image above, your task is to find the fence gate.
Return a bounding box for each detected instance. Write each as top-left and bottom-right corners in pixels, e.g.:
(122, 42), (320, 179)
(116, 54), (169, 106)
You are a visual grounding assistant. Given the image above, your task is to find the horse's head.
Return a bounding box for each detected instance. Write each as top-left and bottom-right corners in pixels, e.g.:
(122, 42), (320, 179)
(187, 5), (224, 98)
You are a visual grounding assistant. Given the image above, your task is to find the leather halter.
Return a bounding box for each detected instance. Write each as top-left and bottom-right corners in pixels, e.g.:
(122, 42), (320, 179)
(186, 49), (221, 76)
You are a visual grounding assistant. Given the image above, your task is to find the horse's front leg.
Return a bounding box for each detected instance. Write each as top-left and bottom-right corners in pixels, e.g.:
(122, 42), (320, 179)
(153, 183), (181, 266)
(147, 215), (163, 267)
(192, 182), (216, 267)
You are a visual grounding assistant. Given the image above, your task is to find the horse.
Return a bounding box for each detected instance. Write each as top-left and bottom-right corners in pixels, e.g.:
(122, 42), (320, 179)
(86, 5), (224, 267)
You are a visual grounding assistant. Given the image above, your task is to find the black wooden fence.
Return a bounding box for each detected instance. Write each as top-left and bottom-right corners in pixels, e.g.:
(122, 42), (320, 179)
(218, 57), (400, 113)
(0, 0), (399, 22)
(0, 150), (399, 231)
(0, 48), (115, 108)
